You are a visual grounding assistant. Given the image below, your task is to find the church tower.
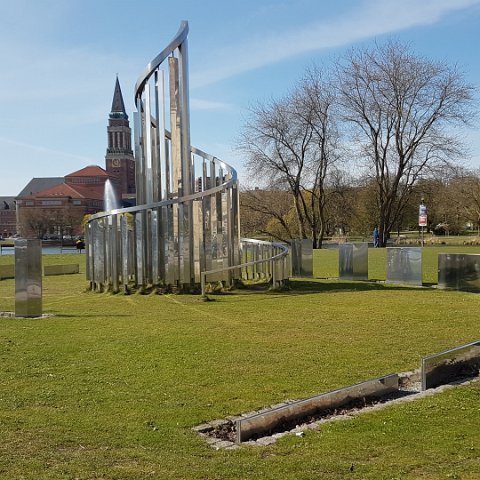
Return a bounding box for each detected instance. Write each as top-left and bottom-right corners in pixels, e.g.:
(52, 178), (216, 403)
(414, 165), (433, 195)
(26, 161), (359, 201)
(105, 77), (135, 199)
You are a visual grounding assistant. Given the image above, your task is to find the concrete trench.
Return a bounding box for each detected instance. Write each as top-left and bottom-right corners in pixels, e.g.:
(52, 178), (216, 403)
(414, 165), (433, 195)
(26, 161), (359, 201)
(193, 371), (421, 450)
(193, 342), (480, 450)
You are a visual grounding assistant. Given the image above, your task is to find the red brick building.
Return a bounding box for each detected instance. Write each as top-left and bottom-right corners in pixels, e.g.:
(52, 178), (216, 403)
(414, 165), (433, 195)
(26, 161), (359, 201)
(16, 166), (118, 238)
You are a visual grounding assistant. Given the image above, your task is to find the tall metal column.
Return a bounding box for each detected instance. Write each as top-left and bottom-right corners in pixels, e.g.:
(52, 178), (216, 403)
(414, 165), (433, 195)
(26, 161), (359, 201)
(15, 239), (42, 317)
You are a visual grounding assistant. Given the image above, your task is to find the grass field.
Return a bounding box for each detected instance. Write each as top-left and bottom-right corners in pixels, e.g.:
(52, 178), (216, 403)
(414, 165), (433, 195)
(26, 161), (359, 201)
(0, 248), (479, 479)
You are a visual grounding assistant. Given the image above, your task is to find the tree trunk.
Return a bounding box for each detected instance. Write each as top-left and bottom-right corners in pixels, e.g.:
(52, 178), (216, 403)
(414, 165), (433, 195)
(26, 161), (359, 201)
(293, 194), (307, 239)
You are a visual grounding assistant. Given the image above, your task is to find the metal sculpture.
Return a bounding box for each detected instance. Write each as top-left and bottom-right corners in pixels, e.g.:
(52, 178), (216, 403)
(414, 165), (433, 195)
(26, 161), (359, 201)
(86, 22), (289, 293)
(338, 243), (368, 281)
(386, 247), (422, 286)
(438, 253), (480, 292)
(15, 239), (42, 317)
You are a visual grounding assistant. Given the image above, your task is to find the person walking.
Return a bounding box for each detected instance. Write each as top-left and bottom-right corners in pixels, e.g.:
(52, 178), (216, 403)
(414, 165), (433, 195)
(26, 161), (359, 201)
(373, 226), (379, 248)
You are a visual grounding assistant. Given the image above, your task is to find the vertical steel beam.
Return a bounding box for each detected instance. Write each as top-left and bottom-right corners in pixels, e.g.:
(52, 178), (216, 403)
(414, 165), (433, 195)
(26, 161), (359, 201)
(121, 214), (129, 291)
(153, 70), (163, 203)
(111, 214), (119, 293)
(178, 40), (194, 285)
(134, 103), (145, 207)
(144, 82), (154, 205)
(135, 212), (145, 288)
(169, 57), (182, 198)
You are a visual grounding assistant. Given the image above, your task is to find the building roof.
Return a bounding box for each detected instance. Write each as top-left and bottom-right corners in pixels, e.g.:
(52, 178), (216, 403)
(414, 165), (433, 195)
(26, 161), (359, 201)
(0, 196), (15, 209)
(66, 165), (111, 178)
(72, 185), (105, 201)
(110, 76), (128, 120)
(17, 177), (64, 198)
(30, 183), (86, 199)
(24, 182), (105, 202)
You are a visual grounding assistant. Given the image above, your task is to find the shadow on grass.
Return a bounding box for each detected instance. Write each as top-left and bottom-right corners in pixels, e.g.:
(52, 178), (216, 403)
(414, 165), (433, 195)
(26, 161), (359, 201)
(51, 313), (132, 318)
(287, 279), (429, 294)
(225, 278), (435, 296)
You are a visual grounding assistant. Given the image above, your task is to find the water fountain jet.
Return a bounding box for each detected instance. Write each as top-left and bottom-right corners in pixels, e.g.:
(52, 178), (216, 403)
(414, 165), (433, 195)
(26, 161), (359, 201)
(104, 179), (119, 212)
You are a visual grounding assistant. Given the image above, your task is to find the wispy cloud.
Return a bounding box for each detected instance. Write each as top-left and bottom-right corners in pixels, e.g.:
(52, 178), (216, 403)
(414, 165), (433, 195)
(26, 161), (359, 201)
(191, 0), (480, 88)
(0, 136), (97, 164)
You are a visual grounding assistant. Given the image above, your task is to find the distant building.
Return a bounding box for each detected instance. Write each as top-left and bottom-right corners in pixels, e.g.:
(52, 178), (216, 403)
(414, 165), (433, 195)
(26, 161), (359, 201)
(16, 166), (118, 238)
(13, 78), (135, 238)
(0, 197), (17, 238)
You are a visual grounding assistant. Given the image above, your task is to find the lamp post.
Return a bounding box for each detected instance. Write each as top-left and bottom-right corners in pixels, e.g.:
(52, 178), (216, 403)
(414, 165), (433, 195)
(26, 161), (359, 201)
(419, 199), (427, 247)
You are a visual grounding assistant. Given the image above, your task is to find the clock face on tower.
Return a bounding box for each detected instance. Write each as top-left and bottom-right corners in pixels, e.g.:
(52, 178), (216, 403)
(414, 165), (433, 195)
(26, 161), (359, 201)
(112, 159), (121, 167)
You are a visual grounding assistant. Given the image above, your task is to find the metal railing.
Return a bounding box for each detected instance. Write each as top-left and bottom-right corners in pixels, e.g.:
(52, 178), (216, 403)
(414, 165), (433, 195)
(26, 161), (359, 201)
(201, 239), (290, 296)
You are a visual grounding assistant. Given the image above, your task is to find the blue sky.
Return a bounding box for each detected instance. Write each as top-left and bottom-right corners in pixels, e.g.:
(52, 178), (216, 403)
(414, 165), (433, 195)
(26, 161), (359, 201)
(1, 0), (479, 196)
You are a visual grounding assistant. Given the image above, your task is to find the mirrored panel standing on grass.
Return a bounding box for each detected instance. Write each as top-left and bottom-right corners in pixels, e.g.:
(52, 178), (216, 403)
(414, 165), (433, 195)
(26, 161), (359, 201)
(438, 253), (480, 293)
(386, 247), (422, 286)
(339, 243), (368, 281)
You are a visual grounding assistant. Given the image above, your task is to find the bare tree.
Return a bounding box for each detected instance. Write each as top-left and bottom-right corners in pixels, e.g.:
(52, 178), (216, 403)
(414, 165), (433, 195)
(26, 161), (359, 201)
(240, 188), (295, 241)
(317, 167), (355, 237)
(56, 205), (85, 239)
(239, 96), (311, 240)
(449, 169), (480, 235)
(18, 209), (51, 239)
(338, 41), (476, 246)
(239, 70), (340, 247)
(294, 68), (340, 247)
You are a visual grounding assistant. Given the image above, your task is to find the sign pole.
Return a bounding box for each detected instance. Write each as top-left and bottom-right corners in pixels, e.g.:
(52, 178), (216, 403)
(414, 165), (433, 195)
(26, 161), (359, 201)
(419, 200), (427, 248)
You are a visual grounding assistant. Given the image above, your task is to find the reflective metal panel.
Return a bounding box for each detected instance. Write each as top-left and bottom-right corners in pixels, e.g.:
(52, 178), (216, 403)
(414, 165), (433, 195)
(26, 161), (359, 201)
(105, 221), (112, 288)
(290, 240), (301, 277)
(85, 224), (92, 281)
(111, 214), (119, 293)
(93, 220), (105, 289)
(290, 239), (313, 277)
(438, 253), (480, 292)
(121, 215), (129, 289)
(386, 247), (422, 286)
(165, 204), (175, 285)
(301, 239), (313, 277)
(339, 244), (353, 279)
(15, 239), (42, 317)
(339, 243), (368, 280)
(44, 264), (79, 276)
(421, 341), (480, 390)
(135, 212), (145, 287)
(151, 210), (159, 284)
(237, 373), (398, 442)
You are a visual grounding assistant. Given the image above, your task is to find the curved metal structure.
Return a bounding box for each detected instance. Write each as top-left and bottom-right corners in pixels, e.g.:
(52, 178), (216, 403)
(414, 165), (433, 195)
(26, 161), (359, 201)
(86, 21), (289, 293)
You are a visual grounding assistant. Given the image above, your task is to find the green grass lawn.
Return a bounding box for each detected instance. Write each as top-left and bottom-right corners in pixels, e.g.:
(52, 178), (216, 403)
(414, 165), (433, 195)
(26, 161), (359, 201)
(0, 252), (479, 479)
